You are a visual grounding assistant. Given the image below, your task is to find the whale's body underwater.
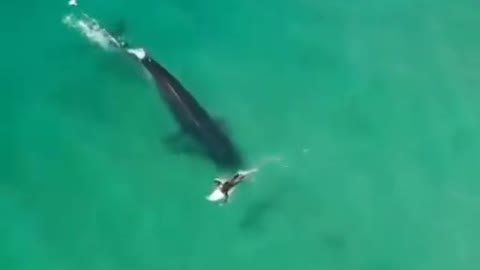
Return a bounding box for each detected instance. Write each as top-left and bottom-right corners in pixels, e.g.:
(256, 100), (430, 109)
(126, 48), (244, 170)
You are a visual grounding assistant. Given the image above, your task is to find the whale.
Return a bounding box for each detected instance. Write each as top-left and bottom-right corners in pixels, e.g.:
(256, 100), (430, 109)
(65, 0), (242, 169)
(126, 48), (244, 170)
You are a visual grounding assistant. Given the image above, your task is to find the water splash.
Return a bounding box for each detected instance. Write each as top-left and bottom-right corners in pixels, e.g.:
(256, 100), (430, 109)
(62, 10), (121, 51)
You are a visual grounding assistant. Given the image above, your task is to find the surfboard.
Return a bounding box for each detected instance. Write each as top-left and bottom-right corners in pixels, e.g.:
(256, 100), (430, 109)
(206, 188), (226, 202)
(238, 168), (258, 177)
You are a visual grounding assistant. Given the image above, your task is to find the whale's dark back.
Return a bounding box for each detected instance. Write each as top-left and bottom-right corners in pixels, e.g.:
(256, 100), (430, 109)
(139, 55), (243, 170)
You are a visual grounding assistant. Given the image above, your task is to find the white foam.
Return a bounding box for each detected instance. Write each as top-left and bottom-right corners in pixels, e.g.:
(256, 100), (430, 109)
(63, 13), (120, 51)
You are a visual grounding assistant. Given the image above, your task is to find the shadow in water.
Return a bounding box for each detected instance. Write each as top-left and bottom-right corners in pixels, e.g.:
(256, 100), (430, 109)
(321, 234), (346, 251)
(238, 176), (291, 233)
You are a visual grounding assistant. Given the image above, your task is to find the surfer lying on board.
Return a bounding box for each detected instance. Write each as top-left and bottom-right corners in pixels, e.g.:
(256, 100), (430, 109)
(206, 168), (258, 204)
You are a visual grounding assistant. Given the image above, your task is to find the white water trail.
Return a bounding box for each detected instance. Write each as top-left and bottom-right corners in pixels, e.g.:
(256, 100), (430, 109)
(244, 146), (313, 174)
(62, 7), (121, 51)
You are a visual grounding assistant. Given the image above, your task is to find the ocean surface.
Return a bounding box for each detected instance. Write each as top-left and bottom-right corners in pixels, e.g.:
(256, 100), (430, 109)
(1, 0), (480, 269)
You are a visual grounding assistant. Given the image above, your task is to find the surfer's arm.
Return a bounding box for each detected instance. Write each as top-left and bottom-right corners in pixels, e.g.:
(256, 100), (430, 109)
(229, 173), (240, 183)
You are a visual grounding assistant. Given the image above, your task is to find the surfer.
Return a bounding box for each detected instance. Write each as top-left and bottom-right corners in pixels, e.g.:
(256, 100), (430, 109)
(207, 168), (258, 204)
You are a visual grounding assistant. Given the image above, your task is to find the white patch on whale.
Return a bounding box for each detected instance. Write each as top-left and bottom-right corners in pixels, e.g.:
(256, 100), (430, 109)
(126, 48), (147, 60)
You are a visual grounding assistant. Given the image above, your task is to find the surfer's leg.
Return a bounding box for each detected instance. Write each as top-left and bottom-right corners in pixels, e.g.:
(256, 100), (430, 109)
(217, 196), (228, 206)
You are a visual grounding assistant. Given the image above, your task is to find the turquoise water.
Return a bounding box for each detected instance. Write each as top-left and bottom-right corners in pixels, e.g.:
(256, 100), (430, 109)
(1, 0), (480, 269)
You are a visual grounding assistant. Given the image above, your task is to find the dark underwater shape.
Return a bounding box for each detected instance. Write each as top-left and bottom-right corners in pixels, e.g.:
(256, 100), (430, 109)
(125, 48), (244, 170)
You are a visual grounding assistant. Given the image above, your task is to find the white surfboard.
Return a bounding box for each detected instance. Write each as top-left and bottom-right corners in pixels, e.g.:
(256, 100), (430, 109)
(206, 186), (238, 202)
(207, 188), (226, 202)
(237, 168), (258, 177)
